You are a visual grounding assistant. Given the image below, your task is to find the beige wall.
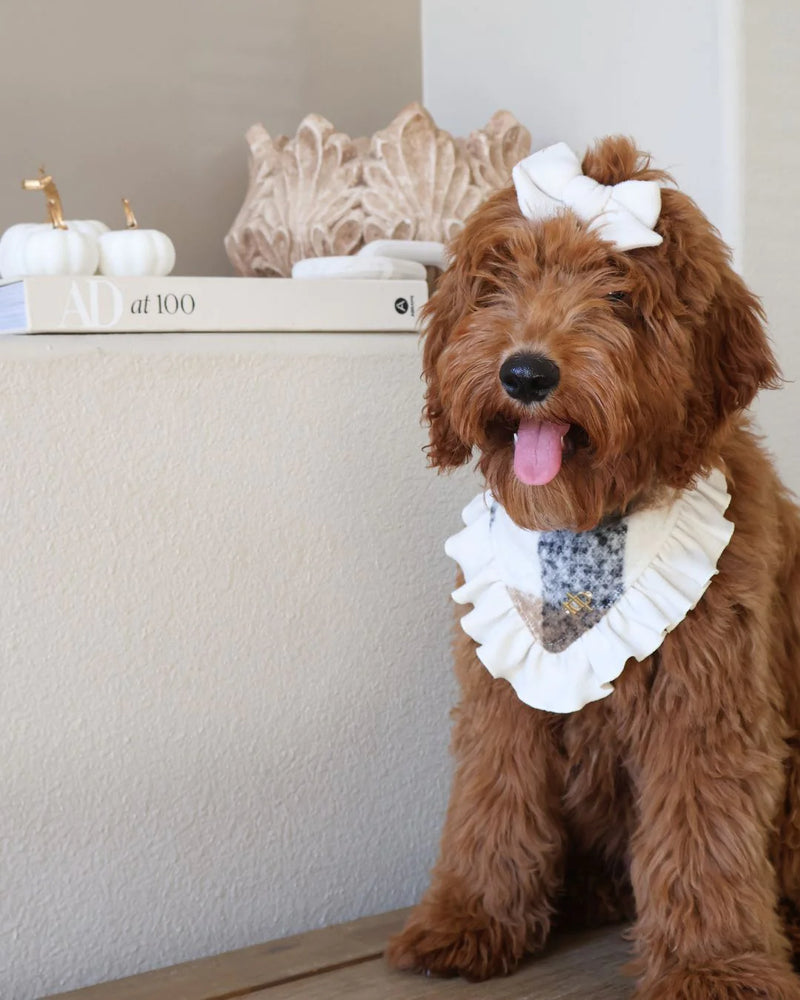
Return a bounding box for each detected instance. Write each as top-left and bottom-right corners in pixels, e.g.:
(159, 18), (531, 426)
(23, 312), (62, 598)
(743, 0), (800, 493)
(0, 1), (422, 276)
(0, 332), (476, 999)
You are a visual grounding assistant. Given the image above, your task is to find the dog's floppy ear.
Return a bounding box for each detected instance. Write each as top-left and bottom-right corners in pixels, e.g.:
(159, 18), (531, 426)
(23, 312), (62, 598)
(650, 188), (780, 428)
(700, 265), (779, 421)
(421, 240), (475, 470)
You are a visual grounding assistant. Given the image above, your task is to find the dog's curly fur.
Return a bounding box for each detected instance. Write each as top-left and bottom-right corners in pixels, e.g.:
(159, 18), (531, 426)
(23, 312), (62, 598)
(385, 136), (800, 999)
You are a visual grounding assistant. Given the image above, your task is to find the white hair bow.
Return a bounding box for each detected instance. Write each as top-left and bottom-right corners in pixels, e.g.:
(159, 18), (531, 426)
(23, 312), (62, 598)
(512, 142), (663, 252)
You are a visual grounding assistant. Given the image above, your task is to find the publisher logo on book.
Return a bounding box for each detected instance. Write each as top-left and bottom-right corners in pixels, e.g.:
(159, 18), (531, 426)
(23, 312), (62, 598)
(394, 296), (414, 316)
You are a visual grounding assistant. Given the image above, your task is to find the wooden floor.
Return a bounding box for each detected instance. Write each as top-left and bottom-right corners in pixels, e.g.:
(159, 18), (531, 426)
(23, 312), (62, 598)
(43, 909), (634, 1000)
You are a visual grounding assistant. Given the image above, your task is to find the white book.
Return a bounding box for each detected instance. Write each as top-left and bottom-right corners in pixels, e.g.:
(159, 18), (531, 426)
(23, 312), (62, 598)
(0, 275), (428, 334)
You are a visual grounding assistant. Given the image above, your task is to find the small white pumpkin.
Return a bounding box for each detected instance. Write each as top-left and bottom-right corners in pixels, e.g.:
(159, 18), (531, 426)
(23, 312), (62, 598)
(20, 226), (98, 276)
(0, 223), (39, 277)
(0, 221), (105, 278)
(98, 199), (175, 277)
(0, 170), (108, 278)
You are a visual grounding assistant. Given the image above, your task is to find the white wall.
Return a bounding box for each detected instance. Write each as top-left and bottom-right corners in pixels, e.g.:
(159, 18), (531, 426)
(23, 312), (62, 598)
(422, 0), (732, 242)
(0, 334), (476, 999)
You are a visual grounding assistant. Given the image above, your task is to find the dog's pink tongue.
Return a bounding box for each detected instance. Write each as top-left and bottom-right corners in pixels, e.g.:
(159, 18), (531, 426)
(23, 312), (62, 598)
(514, 419), (570, 485)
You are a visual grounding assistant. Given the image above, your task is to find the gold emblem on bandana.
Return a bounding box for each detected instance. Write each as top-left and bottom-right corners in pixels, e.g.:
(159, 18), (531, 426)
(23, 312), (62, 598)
(562, 591), (594, 615)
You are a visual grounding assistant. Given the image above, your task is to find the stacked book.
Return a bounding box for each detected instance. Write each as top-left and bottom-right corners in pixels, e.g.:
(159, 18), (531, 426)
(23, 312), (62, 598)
(0, 276), (428, 334)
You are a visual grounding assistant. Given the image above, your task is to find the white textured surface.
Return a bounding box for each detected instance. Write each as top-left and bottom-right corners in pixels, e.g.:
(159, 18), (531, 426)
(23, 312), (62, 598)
(0, 333), (476, 999)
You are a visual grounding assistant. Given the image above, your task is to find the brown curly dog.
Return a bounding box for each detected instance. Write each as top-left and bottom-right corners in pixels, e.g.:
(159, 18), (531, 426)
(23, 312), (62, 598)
(385, 136), (800, 999)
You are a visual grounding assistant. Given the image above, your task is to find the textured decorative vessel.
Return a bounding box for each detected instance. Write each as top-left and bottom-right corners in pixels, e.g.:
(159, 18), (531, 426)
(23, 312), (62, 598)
(225, 103), (531, 278)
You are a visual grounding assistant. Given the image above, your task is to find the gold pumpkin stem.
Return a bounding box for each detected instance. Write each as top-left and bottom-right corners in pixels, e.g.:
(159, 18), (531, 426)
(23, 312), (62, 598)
(122, 198), (138, 230)
(46, 197), (66, 229)
(22, 166), (68, 229)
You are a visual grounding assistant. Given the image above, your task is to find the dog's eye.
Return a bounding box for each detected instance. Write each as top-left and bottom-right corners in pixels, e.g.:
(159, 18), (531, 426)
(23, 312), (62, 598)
(606, 291), (629, 303)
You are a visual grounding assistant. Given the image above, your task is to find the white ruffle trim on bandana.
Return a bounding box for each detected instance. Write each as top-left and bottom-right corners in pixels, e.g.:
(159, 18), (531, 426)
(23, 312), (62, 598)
(444, 468), (734, 714)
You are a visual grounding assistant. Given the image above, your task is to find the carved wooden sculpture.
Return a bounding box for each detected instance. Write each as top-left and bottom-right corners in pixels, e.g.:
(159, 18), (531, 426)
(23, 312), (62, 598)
(225, 103), (531, 278)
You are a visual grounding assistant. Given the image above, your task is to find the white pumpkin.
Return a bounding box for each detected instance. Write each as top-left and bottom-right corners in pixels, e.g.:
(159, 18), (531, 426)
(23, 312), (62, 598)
(0, 223), (38, 277)
(98, 199), (175, 277)
(1, 169), (110, 278)
(0, 222), (99, 277)
(98, 228), (175, 276)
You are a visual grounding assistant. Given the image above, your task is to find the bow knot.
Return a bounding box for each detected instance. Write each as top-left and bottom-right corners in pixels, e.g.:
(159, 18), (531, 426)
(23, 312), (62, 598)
(512, 142), (663, 252)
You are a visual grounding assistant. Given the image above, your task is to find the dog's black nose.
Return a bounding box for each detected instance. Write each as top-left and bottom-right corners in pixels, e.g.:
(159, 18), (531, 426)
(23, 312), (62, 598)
(499, 353), (560, 404)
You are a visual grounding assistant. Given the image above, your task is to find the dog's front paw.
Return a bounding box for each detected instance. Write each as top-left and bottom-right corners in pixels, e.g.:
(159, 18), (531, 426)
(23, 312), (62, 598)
(637, 955), (800, 1000)
(385, 904), (528, 981)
